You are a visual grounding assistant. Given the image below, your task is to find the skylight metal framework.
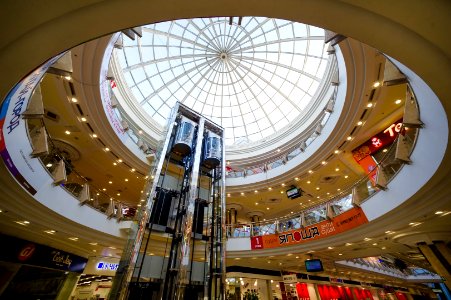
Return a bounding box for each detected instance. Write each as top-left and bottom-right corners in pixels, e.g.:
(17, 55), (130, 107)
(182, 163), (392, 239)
(116, 17), (329, 146)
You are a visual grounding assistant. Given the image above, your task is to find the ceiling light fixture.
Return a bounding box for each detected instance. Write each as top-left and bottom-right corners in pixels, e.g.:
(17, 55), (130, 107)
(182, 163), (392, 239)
(357, 121), (363, 126)
(65, 130), (71, 135)
(367, 103), (373, 108)
(373, 81), (380, 88)
(71, 97), (78, 103)
(395, 99), (402, 104)
(81, 117), (87, 122)
(347, 136), (352, 141)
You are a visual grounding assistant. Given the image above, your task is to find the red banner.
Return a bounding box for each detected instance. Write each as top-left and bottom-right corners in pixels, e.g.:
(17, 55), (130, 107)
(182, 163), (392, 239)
(251, 207), (368, 250)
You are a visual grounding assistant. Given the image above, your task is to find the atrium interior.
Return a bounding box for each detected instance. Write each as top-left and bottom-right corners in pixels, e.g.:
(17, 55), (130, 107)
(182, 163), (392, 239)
(0, 2), (450, 300)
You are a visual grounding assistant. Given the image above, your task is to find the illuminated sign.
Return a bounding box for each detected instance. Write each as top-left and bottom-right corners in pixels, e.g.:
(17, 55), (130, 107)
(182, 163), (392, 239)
(96, 262), (119, 271)
(251, 207), (368, 250)
(352, 118), (403, 162)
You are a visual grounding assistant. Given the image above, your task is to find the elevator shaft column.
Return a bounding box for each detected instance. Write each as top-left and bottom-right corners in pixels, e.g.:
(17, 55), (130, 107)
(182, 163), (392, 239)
(176, 118), (205, 295)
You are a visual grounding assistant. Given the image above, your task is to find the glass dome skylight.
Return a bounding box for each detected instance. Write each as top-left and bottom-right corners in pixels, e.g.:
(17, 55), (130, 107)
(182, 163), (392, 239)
(115, 17), (330, 146)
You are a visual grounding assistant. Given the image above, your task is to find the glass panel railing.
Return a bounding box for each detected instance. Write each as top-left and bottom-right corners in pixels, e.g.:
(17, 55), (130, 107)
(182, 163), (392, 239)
(226, 124), (419, 238)
(26, 118), (136, 221)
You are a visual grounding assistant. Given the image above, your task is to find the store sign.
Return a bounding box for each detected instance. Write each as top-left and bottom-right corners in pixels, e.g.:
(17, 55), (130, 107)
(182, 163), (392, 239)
(283, 274), (298, 283)
(0, 234), (87, 273)
(251, 208), (368, 250)
(96, 262), (119, 271)
(352, 119), (403, 162)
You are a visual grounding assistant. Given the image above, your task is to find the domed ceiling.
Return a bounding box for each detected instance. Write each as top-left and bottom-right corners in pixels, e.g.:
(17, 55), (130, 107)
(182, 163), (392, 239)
(114, 17), (331, 146)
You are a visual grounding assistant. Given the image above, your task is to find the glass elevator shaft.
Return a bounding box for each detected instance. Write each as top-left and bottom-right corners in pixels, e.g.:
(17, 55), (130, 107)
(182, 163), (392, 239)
(110, 103), (226, 299)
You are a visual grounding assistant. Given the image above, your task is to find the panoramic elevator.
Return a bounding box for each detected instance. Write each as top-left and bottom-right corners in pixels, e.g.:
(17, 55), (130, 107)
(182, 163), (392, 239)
(110, 103), (226, 300)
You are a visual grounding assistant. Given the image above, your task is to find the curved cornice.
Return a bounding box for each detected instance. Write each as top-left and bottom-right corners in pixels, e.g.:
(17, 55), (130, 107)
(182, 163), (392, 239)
(72, 36), (151, 175)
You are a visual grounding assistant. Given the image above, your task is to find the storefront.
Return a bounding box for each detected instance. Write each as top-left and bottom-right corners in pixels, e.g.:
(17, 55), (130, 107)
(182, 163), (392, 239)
(0, 234), (88, 299)
(70, 256), (119, 300)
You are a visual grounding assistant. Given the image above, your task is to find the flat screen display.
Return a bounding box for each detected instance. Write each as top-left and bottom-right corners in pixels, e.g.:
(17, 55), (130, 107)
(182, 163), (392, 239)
(286, 187), (301, 199)
(305, 259), (323, 272)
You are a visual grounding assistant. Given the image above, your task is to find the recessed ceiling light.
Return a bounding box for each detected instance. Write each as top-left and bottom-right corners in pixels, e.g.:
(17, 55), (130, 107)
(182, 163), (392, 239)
(254, 190), (258, 193)
(92, 134), (98, 138)
(277, 148), (280, 152)
(131, 168), (135, 172)
(334, 150), (339, 154)
(435, 211), (443, 214)
(306, 181), (311, 184)
(138, 130), (143, 135)
(105, 147), (110, 151)
(44, 230), (56, 234)
(65, 130), (71, 135)
(81, 117), (87, 122)
(64, 75), (72, 81)
(268, 187), (272, 190)
(113, 162), (117, 166)
(382, 149), (388, 152)
(118, 159), (122, 163)
(46, 163), (53, 167)
(327, 192), (330, 195)
(367, 103), (373, 108)
(280, 191), (284, 194)
(372, 243), (378, 246)
(381, 246), (386, 250)
(364, 237), (372, 241)
(281, 183), (285, 186)
(116, 193), (120, 196)
(102, 188), (106, 191)
(316, 187), (320, 190)
(140, 199), (145, 202)
(308, 170), (313, 174)
(240, 192), (244, 195)
(345, 243), (352, 246)
(373, 81), (380, 88)
(227, 193), (231, 197)
(337, 188), (341, 191)
(124, 178), (128, 182)
(357, 121), (363, 126)
(15, 221), (29, 226)
(108, 181), (112, 184)
(69, 237), (79, 241)
(137, 204), (141, 207)
(338, 253), (343, 256)
(321, 161), (326, 165)
(395, 99), (402, 104)
(328, 246), (333, 249)
(109, 246), (116, 249)
(71, 97), (78, 103)
(299, 203), (303, 205)
(255, 202), (258, 205)
(347, 136), (352, 141)
(344, 175), (349, 179)
(335, 167), (340, 171)
(266, 207), (270, 210)
(295, 177), (299, 181)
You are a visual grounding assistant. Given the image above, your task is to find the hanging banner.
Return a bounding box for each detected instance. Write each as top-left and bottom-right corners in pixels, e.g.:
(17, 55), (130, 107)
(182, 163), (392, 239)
(251, 207), (368, 250)
(0, 54), (63, 195)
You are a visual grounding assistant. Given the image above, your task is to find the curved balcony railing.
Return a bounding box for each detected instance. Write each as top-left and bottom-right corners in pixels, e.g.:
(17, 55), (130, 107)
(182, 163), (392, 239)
(107, 66), (338, 179)
(225, 105), (333, 178)
(226, 124), (419, 238)
(26, 117), (136, 221)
